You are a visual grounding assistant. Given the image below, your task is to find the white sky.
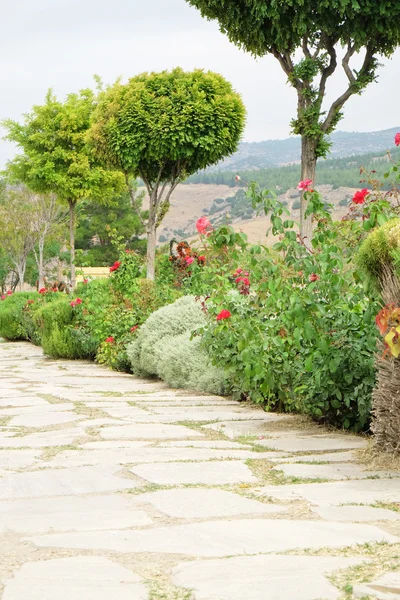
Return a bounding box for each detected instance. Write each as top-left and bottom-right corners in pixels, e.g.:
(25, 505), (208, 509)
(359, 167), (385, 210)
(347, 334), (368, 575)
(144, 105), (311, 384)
(1, 0), (399, 168)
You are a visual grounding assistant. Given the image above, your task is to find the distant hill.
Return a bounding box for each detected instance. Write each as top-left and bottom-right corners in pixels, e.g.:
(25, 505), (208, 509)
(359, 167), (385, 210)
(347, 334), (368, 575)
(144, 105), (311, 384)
(207, 126), (400, 172)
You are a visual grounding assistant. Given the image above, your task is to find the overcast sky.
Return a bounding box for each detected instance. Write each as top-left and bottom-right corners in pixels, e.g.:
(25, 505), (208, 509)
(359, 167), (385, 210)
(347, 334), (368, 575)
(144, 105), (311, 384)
(1, 0), (399, 168)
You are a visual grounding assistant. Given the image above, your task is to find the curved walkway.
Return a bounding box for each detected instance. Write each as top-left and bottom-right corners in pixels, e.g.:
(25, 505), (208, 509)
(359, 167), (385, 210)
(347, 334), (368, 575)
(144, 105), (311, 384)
(0, 341), (399, 599)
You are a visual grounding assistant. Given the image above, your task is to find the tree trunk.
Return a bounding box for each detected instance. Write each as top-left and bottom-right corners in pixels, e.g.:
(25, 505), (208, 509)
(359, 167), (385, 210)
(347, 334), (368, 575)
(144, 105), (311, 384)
(16, 263), (26, 292)
(68, 200), (76, 289)
(146, 219), (157, 281)
(38, 239), (45, 290)
(300, 136), (317, 246)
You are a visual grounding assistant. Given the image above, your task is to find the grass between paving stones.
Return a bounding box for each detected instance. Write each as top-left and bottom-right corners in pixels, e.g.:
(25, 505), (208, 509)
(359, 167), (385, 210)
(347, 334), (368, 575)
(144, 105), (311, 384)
(373, 502), (400, 513)
(37, 393), (67, 404)
(245, 458), (331, 485)
(148, 580), (193, 600)
(281, 542), (400, 600)
(39, 444), (81, 460)
(73, 402), (109, 419)
(0, 416), (12, 427)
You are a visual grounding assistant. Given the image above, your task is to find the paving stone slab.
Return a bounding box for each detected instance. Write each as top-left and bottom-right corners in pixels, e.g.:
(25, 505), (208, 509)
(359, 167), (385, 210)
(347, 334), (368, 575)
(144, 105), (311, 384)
(100, 423), (204, 440)
(204, 418), (290, 439)
(272, 462), (398, 481)
(271, 451), (357, 464)
(130, 460), (257, 485)
(312, 505), (400, 522)
(258, 435), (367, 453)
(172, 555), (370, 600)
(0, 449), (41, 470)
(28, 519), (398, 556)
(9, 411), (82, 428)
(0, 404), (75, 416)
(49, 447), (272, 468)
(0, 494), (151, 533)
(354, 572), (400, 599)
(0, 428), (84, 448)
(257, 479), (400, 506)
(139, 488), (289, 518)
(2, 556), (148, 600)
(0, 397), (49, 407)
(81, 441), (151, 449)
(0, 466), (136, 500)
(104, 407), (268, 422)
(159, 440), (253, 449)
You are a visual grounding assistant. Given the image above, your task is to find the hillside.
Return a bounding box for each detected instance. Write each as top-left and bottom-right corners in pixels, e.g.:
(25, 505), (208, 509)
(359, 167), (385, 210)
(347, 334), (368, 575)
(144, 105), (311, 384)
(202, 126), (400, 173)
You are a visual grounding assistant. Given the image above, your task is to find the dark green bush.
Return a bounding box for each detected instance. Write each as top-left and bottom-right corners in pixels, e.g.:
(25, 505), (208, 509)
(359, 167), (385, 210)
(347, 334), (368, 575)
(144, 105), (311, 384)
(33, 298), (88, 359)
(0, 293), (38, 340)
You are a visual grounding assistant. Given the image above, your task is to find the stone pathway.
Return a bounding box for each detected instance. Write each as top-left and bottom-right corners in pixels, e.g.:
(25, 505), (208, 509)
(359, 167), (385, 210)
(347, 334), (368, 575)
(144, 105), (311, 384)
(0, 341), (399, 600)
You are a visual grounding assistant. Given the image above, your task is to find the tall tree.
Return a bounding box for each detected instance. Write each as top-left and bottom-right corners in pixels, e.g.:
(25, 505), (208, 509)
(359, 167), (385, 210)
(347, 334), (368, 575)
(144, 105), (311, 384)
(184, 0), (400, 243)
(88, 68), (246, 279)
(2, 89), (125, 287)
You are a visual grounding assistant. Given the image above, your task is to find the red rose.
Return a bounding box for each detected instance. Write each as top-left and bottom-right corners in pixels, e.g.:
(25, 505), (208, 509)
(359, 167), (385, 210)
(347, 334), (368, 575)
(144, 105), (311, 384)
(198, 255), (206, 264)
(75, 298), (82, 305)
(70, 301), (76, 307)
(395, 133), (400, 147)
(130, 325), (139, 332)
(216, 309), (231, 321)
(38, 288), (46, 294)
(105, 336), (115, 343)
(352, 189), (369, 205)
(185, 256), (194, 265)
(1, 295), (5, 300)
(309, 273), (320, 282)
(196, 216), (212, 235)
(83, 278), (89, 284)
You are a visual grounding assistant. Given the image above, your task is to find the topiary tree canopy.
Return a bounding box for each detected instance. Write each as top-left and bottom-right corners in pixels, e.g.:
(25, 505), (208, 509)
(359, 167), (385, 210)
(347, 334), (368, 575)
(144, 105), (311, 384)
(88, 68), (246, 279)
(185, 0), (400, 243)
(2, 90), (125, 288)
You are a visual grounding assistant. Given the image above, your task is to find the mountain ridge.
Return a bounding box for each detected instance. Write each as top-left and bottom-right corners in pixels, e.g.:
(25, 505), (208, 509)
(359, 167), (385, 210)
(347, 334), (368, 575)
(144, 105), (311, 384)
(211, 126), (400, 172)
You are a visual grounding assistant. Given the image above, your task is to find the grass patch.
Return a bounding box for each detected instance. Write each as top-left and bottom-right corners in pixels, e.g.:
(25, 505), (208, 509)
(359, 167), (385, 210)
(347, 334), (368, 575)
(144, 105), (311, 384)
(38, 393), (67, 404)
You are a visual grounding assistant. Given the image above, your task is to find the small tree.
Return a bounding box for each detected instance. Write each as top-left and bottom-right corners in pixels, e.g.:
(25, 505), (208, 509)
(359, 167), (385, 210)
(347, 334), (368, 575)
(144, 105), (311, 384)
(185, 0), (400, 243)
(88, 68), (246, 279)
(2, 90), (125, 288)
(30, 193), (68, 289)
(0, 188), (37, 290)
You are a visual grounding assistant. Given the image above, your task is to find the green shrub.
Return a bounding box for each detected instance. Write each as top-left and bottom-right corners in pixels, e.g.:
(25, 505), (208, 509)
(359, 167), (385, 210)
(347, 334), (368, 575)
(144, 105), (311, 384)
(127, 295), (207, 377)
(356, 218), (400, 288)
(155, 331), (227, 394)
(0, 293), (38, 340)
(33, 298), (88, 359)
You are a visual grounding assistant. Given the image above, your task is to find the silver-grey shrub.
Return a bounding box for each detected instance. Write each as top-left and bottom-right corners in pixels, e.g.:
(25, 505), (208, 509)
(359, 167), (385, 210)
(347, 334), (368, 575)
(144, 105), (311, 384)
(126, 295), (227, 394)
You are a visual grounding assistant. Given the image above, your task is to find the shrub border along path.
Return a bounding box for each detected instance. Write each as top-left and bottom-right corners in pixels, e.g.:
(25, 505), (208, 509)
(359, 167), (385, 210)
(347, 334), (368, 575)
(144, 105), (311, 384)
(0, 340), (399, 600)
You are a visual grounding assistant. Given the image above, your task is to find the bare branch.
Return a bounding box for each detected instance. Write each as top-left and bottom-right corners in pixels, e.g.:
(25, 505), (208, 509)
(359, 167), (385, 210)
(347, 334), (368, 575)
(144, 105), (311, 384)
(322, 42), (375, 133)
(317, 38), (337, 105)
(342, 42), (357, 84)
(271, 48), (302, 91)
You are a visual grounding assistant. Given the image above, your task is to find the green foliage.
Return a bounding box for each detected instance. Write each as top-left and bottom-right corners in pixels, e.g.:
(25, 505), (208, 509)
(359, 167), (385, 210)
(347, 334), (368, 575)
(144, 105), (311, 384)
(195, 184), (387, 431)
(185, 0), (400, 168)
(75, 186), (145, 267)
(0, 293), (38, 340)
(89, 68), (246, 181)
(33, 298), (86, 359)
(3, 89), (125, 204)
(356, 218), (400, 288)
